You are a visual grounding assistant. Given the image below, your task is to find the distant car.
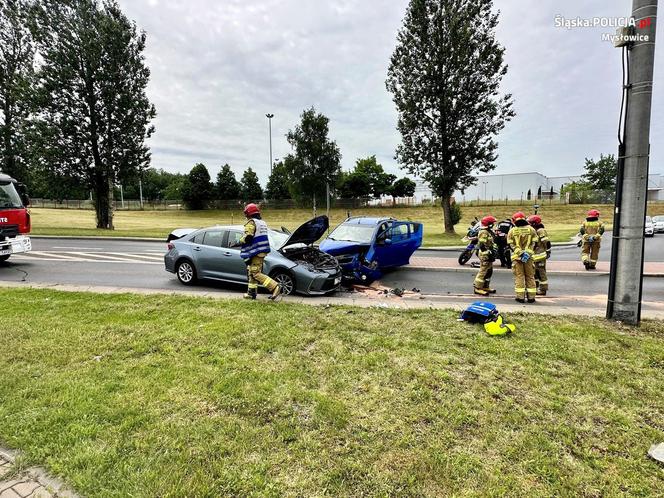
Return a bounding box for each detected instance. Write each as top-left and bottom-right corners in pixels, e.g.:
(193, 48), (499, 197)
(164, 216), (341, 295)
(645, 216), (654, 237)
(319, 216), (423, 282)
(652, 215), (664, 233)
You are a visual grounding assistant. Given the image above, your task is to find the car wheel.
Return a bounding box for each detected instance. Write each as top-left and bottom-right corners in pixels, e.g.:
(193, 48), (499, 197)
(270, 270), (295, 295)
(0, 255), (9, 262)
(176, 259), (197, 285)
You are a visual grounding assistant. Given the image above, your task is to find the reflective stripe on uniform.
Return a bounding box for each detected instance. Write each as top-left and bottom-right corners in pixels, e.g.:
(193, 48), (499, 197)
(515, 287), (525, 293)
(241, 219), (271, 259)
(248, 283), (258, 289)
(532, 253), (547, 261)
(539, 280), (548, 285)
(527, 288), (537, 294)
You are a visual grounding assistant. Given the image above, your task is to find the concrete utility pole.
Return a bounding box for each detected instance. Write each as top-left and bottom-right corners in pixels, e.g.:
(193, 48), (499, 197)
(608, 0), (658, 325)
(266, 113), (274, 175)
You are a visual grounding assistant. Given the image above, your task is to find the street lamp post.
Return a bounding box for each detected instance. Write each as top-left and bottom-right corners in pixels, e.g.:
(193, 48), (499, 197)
(266, 113), (274, 175)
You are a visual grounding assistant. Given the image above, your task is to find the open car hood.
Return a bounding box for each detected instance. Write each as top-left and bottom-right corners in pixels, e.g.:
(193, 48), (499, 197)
(282, 215), (329, 248)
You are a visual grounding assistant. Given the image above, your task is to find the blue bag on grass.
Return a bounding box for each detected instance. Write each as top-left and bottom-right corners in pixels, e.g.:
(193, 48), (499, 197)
(460, 302), (499, 324)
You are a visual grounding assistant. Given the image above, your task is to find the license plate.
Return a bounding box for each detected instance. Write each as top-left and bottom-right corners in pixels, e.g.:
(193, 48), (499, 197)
(334, 277), (341, 285)
(0, 249), (11, 256)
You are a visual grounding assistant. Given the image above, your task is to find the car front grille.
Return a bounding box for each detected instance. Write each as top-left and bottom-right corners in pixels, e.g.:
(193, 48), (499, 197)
(0, 224), (19, 240)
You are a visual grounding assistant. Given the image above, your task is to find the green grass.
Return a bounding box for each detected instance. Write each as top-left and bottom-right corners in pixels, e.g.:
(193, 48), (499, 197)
(1, 288), (663, 496)
(32, 202), (664, 246)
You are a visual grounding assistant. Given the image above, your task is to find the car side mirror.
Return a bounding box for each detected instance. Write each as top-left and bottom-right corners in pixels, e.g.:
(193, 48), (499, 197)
(383, 238), (392, 245)
(17, 183), (30, 206)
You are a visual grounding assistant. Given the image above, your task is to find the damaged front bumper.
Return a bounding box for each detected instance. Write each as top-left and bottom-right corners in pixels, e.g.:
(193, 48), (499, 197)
(334, 253), (382, 283)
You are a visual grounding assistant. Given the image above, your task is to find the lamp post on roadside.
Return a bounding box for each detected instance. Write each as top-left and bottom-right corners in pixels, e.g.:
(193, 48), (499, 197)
(266, 113), (274, 176)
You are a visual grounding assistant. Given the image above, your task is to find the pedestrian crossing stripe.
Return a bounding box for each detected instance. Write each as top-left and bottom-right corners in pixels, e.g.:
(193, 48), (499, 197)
(12, 251), (164, 264)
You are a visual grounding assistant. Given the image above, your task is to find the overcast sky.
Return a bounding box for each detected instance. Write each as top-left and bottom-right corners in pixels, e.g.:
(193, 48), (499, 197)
(117, 0), (663, 185)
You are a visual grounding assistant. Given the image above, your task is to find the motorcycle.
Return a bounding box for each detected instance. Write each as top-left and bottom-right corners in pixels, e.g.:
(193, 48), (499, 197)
(494, 219), (513, 268)
(458, 217), (480, 265)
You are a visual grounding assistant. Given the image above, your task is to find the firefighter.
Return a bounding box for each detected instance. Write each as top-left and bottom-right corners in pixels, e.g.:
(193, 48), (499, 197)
(507, 212), (537, 303)
(579, 209), (604, 270)
(473, 215), (498, 296)
(239, 203), (281, 300)
(528, 214), (551, 296)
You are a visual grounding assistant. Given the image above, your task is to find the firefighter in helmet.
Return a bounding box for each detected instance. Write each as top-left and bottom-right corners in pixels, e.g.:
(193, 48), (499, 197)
(239, 203), (281, 300)
(507, 212), (538, 303)
(579, 209), (604, 270)
(473, 215), (498, 296)
(528, 214), (551, 296)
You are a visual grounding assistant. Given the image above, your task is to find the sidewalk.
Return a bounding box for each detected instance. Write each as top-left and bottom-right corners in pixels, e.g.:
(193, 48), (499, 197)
(409, 257), (664, 277)
(0, 447), (77, 498)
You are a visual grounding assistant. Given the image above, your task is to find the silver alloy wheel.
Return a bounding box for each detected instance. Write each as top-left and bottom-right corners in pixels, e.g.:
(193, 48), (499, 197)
(272, 272), (294, 295)
(177, 261), (195, 284)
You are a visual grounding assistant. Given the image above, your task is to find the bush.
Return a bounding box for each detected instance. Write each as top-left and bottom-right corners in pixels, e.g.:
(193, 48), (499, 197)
(450, 201), (463, 226)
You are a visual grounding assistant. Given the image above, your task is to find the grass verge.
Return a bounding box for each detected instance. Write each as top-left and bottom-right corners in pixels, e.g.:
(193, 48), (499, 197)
(1, 288), (663, 496)
(32, 203), (664, 246)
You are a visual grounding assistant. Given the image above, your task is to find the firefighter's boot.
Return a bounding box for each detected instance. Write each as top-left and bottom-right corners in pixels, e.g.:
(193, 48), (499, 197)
(537, 289), (547, 296)
(268, 285), (283, 301)
(244, 288), (257, 300)
(474, 288), (489, 296)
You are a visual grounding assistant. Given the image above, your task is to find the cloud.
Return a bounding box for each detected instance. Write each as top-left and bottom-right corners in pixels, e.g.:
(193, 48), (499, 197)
(118, 0), (663, 185)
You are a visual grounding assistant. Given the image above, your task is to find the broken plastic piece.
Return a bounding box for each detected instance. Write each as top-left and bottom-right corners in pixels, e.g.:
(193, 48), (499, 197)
(648, 443), (664, 465)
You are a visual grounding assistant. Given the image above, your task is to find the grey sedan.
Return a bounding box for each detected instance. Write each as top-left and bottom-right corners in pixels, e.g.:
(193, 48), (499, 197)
(164, 216), (342, 296)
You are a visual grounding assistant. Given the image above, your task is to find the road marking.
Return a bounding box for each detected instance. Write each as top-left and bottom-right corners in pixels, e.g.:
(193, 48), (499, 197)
(104, 252), (163, 261)
(52, 246), (104, 250)
(67, 252), (148, 262)
(28, 251), (87, 261)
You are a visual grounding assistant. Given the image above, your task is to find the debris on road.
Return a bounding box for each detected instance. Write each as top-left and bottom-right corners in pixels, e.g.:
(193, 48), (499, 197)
(349, 282), (424, 299)
(648, 443), (664, 465)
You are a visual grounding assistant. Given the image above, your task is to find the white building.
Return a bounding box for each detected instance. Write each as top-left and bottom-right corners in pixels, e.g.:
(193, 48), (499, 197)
(453, 172), (584, 202)
(648, 174), (664, 201)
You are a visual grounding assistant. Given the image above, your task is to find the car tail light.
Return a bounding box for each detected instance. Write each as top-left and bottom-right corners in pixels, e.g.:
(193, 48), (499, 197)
(167, 243), (174, 250)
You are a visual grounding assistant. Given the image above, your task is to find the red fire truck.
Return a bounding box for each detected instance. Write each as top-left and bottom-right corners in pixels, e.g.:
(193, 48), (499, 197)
(0, 172), (32, 262)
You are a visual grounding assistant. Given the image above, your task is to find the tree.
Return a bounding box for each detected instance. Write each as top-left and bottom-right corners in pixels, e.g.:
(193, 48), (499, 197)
(0, 0), (35, 181)
(240, 167), (263, 201)
(386, 0), (514, 233)
(582, 154), (617, 191)
(163, 175), (187, 201)
(354, 156), (396, 198)
(337, 170), (372, 199)
(181, 163), (213, 209)
(265, 160), (291, 200)
(389, 177), (416, 205)
(215, 163), (241, 200)
(284, 107), (341, 206)
(31, 0), (156, 229)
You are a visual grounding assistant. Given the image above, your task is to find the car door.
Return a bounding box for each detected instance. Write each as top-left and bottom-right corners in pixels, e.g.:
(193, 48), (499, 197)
(195, 230), (226, 279)
(366, 221), (423, 268)
(221, 230), (250, 283)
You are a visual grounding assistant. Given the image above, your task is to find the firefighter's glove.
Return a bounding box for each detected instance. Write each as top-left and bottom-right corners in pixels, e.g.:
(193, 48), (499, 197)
(588, 236), (595, 244)
(546, 250), (551, 259)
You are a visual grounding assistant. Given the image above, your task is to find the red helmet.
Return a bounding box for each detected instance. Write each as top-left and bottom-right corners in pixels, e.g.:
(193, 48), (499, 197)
(527, 215), (542, 225)
(243, 203), (260, 217)
(587, 209), (600, 217)
(481, 215), (497, 227)
(512, 211), (526, 223)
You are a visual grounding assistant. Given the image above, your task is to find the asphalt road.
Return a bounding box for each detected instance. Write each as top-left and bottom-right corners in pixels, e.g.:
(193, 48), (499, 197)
(1, 237), (663, 315)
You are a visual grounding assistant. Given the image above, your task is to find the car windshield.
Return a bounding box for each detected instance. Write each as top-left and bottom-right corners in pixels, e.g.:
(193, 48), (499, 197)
(269, 230), (290, 249)
(653, 216), (664, 222)
(0, 181), (23, 209)
(328, 223), (375, 244)
(646, 216), (652, 223)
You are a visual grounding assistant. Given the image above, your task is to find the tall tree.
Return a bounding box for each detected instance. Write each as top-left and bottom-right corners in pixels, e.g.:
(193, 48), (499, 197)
(386, 0), (514, 233)
(265, 160), (291, 200)
(215, 163), (241, 200)
(240, 167), (263, 201)
(284, 107), (341, 206)
(31, 0), (156, 229)
(337, 170), (372, 199)
(389, 177), (416, 205)
(181, 163), (213, 210)
(0, 0), (35, 181)
(582, 154), (617, 191)
(354, 155), (396, 198)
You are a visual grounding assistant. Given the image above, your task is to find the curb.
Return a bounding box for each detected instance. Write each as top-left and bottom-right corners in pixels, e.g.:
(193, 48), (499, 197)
(420, 241), (578, 251)
(2, 281), (663, 319)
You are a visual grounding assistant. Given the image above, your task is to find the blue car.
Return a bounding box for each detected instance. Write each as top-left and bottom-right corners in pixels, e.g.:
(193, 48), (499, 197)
(319, 216), (423, 282)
